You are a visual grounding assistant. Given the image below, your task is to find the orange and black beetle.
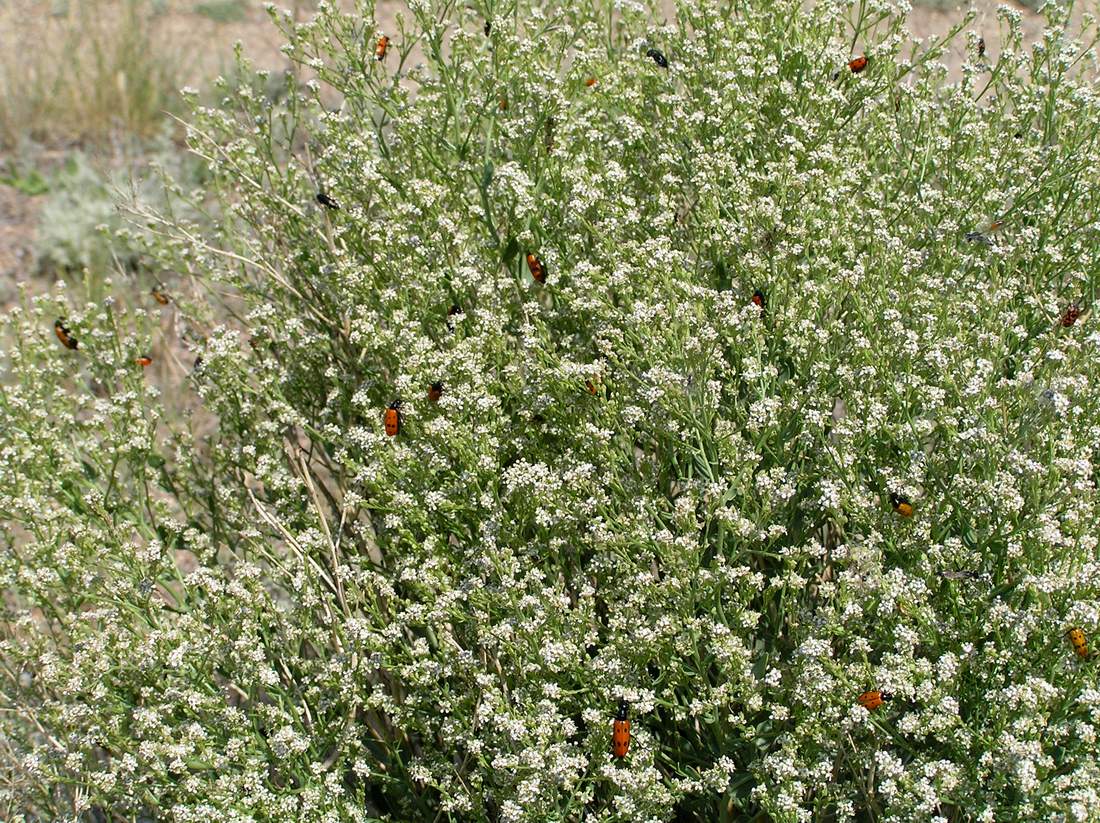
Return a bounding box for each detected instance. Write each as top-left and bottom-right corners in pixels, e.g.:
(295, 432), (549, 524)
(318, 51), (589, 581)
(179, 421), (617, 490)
(833, 55), (868, 80)
(752, 289), (765, 313)
(857, 690), (891, 710)
(151, 286), (170, 305)
(585, 377), (610, 399)
(384, 400), (402, 436)
(889, 493), (914, 518)
(526, 253), (546, 284)
(428, 381), (443, 402)
(1067, 628), (1089, 660)
(375, 35), (389, 61)
(612, 700), (631, 758)
(135, 355), (153, 367)
(585, 77), (597, 87)
(977, 36), (986, 58)
(54, 320), (78, 350)
(447, 304), (462, 330)
(316, 192), (340, 210)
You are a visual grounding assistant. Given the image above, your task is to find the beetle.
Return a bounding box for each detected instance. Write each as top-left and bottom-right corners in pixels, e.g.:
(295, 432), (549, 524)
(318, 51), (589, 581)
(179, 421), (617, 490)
(54, 320), (78, 350)
(585, 77), (597, 87)
(584, 377), (610, 399)
(977, 36), (986, 58)
(752, 289), (766, 314)
(857, 690), (891, 710)
(1067, 628), (1089, 660)
(135, 355), (153, 367)
(526, 252), (546, 284)
(384, 400), (402, 436)
(612, 700), (631, 758)
(833, 55), (868, 79)
(316, 192), (340, 210)
(646, 48), (668, 68)
(375, 35), (390, 61)
(151, 286), (170, 305)
(428, 381), (443, 403)
(848, 55), (868, 74)
(889, 493), (914, 518)
(446, 304), (462, 331)
(1060, 303), (1082, 327)
(941, 570), (980, 581)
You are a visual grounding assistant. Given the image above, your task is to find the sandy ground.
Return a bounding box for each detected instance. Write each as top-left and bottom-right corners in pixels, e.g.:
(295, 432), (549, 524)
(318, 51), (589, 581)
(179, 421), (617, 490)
(0, 185), (37, 303)
(0, 0), (1047, 289)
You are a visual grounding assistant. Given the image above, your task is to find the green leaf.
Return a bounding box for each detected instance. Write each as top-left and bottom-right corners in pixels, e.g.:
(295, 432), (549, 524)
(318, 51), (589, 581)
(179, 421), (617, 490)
(0, 168), (49, 196)
(500, 235), (519, 265)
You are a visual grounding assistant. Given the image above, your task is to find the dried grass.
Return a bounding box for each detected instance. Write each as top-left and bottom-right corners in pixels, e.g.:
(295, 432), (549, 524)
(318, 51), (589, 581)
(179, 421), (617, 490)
(0, 0), (193, 149)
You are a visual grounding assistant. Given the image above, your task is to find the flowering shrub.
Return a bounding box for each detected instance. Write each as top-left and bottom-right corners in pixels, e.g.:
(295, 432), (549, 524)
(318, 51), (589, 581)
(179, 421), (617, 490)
(3, 0), (1100, 820)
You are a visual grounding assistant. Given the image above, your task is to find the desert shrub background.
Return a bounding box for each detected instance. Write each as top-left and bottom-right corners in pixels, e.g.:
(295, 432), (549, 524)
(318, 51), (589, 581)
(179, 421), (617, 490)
(3, 0), (1100, 820)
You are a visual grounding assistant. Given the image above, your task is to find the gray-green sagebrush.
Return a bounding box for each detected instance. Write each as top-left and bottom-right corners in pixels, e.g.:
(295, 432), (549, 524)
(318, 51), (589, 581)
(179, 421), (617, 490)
(3, 0), (1100, 820)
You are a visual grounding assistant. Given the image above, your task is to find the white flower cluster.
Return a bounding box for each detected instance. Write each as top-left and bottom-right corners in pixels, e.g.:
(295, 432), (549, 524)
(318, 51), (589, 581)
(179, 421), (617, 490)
(3, 0), (1100, 820)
